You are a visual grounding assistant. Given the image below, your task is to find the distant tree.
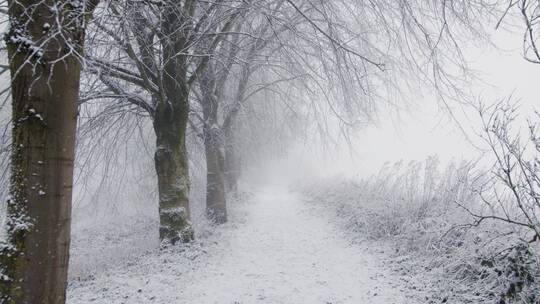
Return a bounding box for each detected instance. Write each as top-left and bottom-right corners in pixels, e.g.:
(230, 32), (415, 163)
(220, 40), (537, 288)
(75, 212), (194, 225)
(193, 0), (295, 222)
(192, 0), (503, 223)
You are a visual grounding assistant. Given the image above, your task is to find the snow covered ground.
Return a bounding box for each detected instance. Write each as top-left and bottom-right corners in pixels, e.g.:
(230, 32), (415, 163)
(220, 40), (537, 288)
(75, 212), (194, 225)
(68, 185), (410, 304)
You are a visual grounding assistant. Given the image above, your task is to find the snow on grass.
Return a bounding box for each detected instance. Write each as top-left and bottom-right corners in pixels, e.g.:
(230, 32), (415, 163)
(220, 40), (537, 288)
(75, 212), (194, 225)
(300, 159), (540, 304)
(67, 185), (412, 304)
(68, 216), (159, 281)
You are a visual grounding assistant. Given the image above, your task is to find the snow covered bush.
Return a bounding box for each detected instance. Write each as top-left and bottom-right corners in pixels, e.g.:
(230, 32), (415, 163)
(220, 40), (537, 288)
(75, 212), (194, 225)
(304, 150), (540, 303)
(306, 157), (476, 251)
(459, 102), (540, 304)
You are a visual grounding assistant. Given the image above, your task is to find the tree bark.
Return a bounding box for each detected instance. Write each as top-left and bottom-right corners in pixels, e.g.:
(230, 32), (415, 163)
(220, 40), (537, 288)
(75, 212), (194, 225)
(204, 126), (227, 223)
(153, 7), (194, 244)
(0, 1), (98, 303)
(222, 66), (249, 193)
(224, 126), (240, 193)
(153, 111), (193, 244)
(200, 73), (227, 224)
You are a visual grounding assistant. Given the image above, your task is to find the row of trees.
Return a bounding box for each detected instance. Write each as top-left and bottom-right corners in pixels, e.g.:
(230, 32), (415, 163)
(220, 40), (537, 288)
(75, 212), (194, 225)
(0, 0), (537, 303)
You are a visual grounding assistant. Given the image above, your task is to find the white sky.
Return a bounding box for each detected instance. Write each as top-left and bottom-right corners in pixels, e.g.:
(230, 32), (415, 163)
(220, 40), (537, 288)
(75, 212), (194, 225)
(351, 27), (539, 172)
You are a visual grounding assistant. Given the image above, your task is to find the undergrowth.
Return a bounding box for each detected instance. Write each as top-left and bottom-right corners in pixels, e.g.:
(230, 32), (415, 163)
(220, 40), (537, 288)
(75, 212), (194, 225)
(304, 157), (540, 303)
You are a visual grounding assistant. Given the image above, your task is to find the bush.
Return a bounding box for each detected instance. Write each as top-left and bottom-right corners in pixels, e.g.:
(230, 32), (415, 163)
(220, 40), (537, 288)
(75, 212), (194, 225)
(307, 157), (475, 252)
(304, 154), (540, 303)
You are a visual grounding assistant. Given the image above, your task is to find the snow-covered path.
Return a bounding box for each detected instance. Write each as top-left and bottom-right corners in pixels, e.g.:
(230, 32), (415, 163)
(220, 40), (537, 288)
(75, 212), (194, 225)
(68, 186), (404, 304)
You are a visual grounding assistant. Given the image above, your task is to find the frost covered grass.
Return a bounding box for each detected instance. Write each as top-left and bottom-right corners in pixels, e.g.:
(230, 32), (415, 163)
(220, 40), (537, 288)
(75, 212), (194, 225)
(66, 189), (258, 303)
(67, 186), (410, 304)
(67, 182), (255, 281)
(67, 157), (216, 280)
(303, 157), (540, 304)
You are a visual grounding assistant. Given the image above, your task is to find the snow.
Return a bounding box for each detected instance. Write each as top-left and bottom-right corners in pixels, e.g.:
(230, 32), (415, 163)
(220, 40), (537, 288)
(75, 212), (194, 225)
(8, 29), (44, 58)
(68, 186), (408, 304)
(159, 207), (186, 216)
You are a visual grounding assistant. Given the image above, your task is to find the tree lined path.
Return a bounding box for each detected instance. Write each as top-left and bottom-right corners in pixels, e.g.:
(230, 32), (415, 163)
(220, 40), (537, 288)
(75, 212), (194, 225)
(68, 186), (404, 303)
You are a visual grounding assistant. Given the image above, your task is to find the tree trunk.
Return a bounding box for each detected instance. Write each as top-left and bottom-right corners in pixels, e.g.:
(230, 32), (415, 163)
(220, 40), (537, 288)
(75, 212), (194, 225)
(224, 127), (241, 192)
(152, 6), (194, 245)
(204, 128), (227, 223)
(153, 102), (193, 244)
(0, 1), (96, 302)
(201, 77), (227, 224)
(222, 64), (249, 193)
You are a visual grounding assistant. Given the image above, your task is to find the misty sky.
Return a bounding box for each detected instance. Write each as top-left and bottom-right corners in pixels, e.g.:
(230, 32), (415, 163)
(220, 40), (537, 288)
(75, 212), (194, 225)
(274, 26), (540, 181)
(339, 27), (540, 176)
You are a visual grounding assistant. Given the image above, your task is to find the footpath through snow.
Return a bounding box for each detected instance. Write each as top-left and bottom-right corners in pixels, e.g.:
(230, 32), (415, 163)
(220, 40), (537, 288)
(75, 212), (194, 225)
(68, 186), (407, 304)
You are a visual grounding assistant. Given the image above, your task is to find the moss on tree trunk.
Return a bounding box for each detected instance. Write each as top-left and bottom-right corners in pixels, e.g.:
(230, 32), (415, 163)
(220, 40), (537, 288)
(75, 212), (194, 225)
(200, 71), (227, 224)
(0, 1), (97, 302)
(153, 95), (194, 244)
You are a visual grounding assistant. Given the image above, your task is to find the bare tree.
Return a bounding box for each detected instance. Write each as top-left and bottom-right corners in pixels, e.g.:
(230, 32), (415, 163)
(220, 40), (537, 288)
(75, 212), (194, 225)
(459, 101), (540, 244)
(191, 0), (503, 223)
(77, 0), (499, 236)
(498, 0), (540, 64)
(83, 0), (251, 243)
(0, 0), (99, 303)
(192, 0), (294, 222)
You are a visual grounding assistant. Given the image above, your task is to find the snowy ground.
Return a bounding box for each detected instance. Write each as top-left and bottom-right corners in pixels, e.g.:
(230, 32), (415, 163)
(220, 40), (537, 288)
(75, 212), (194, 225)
(68, 185), (410, 304)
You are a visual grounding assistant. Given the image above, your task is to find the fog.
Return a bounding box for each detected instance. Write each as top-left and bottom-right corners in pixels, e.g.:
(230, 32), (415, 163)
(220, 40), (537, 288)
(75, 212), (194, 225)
(2, 2), (540, 303)
(258, 27), (540, 182)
